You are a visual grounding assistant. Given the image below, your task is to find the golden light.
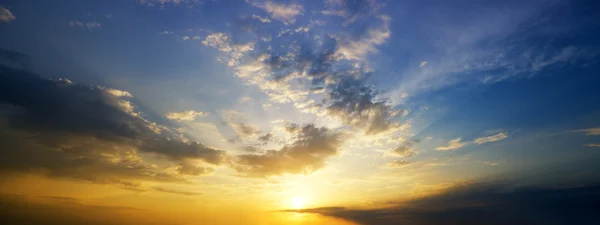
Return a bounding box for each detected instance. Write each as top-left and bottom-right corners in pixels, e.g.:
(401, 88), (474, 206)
(288, 197), (306, 210)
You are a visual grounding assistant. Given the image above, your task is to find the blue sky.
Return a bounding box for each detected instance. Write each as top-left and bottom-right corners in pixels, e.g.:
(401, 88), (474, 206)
(1, 0), (600, 224)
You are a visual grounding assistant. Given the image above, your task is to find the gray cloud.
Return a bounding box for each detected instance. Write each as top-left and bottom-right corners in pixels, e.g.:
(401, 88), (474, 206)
(390, 145), (416, 158)
(232, 124), (344, 177)
(0, 6), (15, 23)
(291, 180), (600, 225)
(0, 65), (229, 185)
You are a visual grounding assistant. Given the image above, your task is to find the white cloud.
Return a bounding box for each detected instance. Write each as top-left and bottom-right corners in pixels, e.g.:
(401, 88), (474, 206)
(0, 6), (15, 22)
(182, 36), (190, 41)
(165, 110), (208, 121)
(419, 61), (428, 67)
(474, 132), (509, 144)
(335, 15), (391, 61)
(249, 1), (303, 25)
(435, 138), (467, 151)
(252, 14), (271, 23)
(158, 31), (172, 35)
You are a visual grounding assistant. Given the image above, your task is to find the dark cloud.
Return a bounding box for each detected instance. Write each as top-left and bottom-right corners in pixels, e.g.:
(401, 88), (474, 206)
(326, 78), (396, 134)
(173, 161), (216, 176)
(232, 124), (344, 177)
(391, 146), (416, 157)
(0, 48), (30, 69)
(230, 121), (259, 137)
(0, 65), (229, 185)
(140, 139), (227, 164)
(0, 194), (177, 225)
(258, 133), (273, 143)
(294, 181), (600, 225)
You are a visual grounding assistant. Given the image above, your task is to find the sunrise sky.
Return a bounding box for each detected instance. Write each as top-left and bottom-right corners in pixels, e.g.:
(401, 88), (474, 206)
(1, 0), (600, 225)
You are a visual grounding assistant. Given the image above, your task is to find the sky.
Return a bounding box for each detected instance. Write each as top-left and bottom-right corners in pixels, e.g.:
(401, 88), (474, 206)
(1, 0), (600, 224)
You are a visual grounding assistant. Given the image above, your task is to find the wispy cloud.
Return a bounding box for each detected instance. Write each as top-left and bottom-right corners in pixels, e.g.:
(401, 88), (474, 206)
(69, 20), (101, 30)
(248, 1), (303, 25)
(584, 143), (600, 147)
(474, 132), (509, 144)
(0, 6), (15, 23)
(251, 14), (271, 23)
(435, 137), (467, 151)
(574, 127), (600, 135)
(165, 110), (207, 121)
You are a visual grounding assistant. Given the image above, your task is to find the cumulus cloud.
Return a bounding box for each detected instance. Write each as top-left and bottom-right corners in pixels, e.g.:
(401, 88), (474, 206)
(232, 124), (344, 177)
(249, 1), (303, 25)
(474, 132), (509, 144)
(0, 6), (15, 22)
(0, 65), (229, 186)
(435, 137), (467, 151)
(165, 110), (207, 121)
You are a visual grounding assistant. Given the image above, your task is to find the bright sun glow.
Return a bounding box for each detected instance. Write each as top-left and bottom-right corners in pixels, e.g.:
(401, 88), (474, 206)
(288, 197), (306, 210)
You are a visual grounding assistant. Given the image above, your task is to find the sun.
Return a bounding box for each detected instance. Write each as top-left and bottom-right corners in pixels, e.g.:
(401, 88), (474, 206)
(288, 197), (306, 210)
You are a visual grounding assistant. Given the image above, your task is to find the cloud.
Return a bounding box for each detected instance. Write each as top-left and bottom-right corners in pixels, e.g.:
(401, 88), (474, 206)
(229, 121), (259, 139)
(182, 36), (190, 41)
(419, 61), (428, 67)
(232, 124), (344, 177)
(0, 48), (30, 69)
(257, 133), (273, 143)
(295, 181), (600, 225)
(0, 194), (178, 225)
(69, 20), (101, 29)
(0, 65), (229, 185)
(251, 14), (271, 23)
(435, 137), (467, 151)
(140, 0), (201, 8)
(334, 15), (391, 61)
(390, 146), (416, 158)
(165, 110), (207, 121)
(584, 143), (600, 147)
(383, 160), (410, 168)
(153, 187), (202, 196)
(249, 1), (304, 25)
(0, 6), (15, 22)
(474, 132), (509, 144)
(574, 127), (600, 135)
(322, 0), (381, 25)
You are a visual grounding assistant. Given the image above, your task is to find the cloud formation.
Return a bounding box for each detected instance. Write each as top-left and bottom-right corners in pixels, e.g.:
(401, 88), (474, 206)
(435, 137), (467, 151)
(249, 1), (303, 25)
(165, 110), (207, 121)
(474, 132), (509, 144)
(0, 65), (228, 185)
(0, 6), (15, 22)
(232, 124), (344, 177)
(295, 181), (600, 225)
(575, 127), (600, 135)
